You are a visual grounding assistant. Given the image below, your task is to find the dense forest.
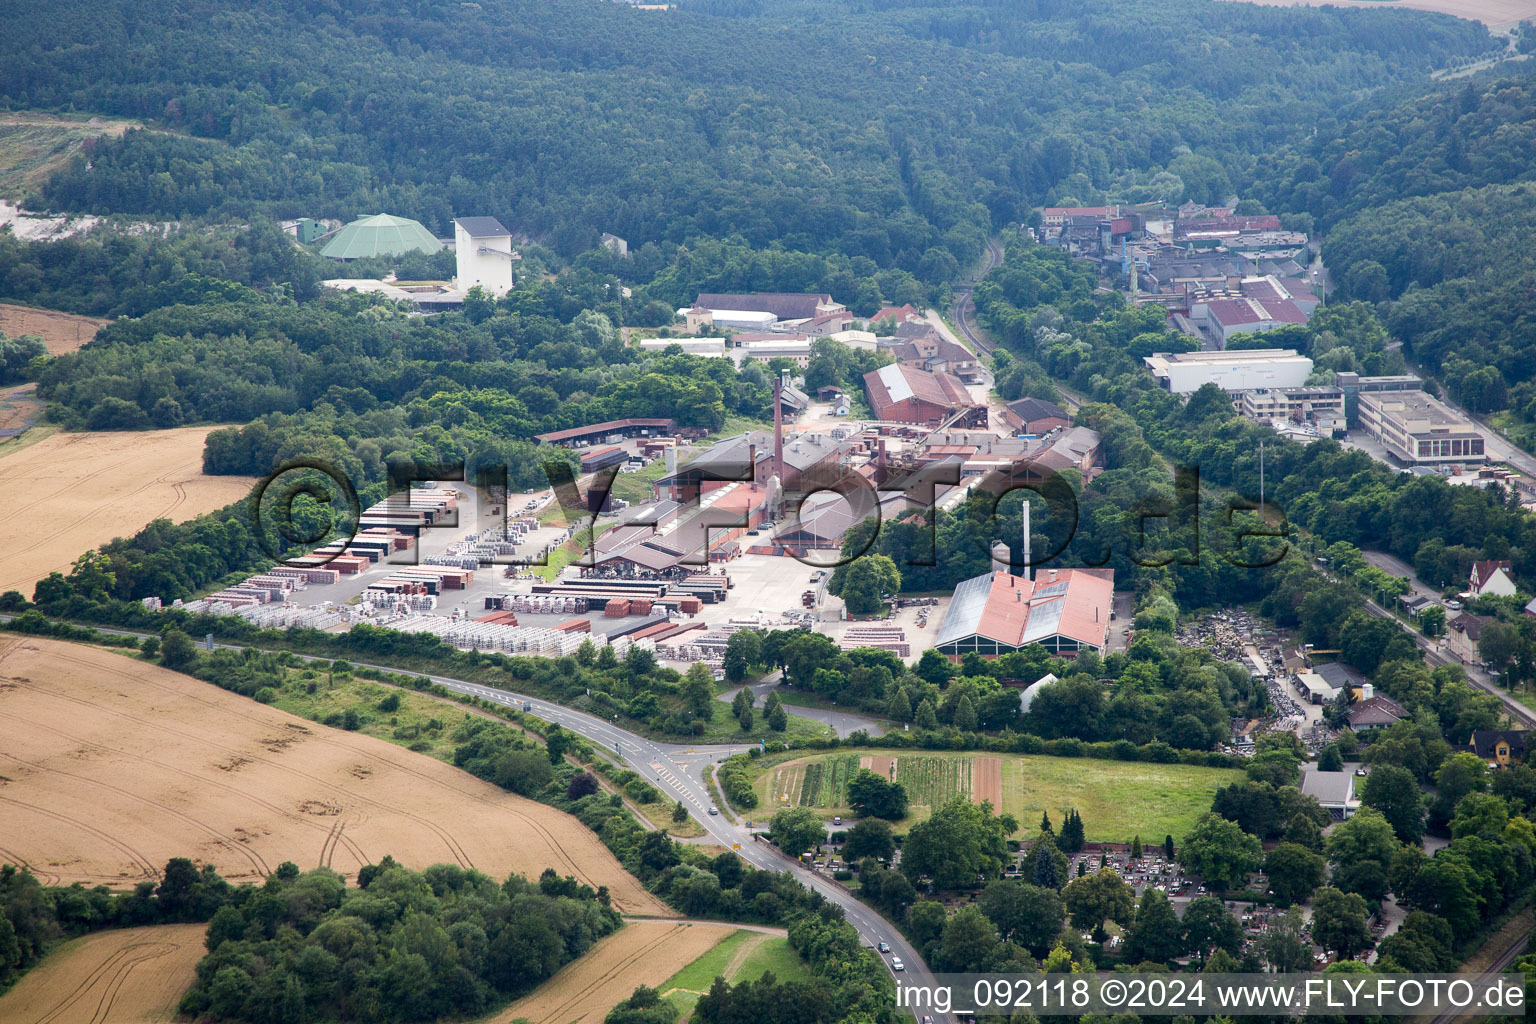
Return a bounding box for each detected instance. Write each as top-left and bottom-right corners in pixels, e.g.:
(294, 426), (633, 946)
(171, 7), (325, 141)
(0, 0), (1494, 286)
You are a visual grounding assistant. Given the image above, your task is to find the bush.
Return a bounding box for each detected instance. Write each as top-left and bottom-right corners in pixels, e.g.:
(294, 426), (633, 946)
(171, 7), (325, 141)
(719, 754), (758, 810)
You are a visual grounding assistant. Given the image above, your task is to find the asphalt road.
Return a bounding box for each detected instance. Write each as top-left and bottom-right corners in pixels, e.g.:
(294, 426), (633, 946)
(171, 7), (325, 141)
(31, 619), (941, 1020)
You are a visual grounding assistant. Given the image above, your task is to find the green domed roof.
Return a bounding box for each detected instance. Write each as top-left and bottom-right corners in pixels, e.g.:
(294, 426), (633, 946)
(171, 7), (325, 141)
(320, 213), (442, 260)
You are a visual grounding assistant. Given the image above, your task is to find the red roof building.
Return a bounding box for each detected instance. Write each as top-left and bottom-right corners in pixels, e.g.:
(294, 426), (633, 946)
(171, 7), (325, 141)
(863, 363), (985, 427)
(872, 304), (923, 325)
(933, 568), (1114, 659)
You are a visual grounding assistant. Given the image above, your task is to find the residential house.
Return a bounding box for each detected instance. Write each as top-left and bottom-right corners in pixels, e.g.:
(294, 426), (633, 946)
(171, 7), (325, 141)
(1470, 560), (1517, 598)
(1447, 612), (1489, 665)
(1470, 730), (1528, 767)
(871, 304), (923, 326)
(1347, 693), (1408, 731)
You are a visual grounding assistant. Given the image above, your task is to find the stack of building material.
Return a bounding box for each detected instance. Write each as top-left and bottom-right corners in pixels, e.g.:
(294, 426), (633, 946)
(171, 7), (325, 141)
(838, 625), (910, 657)
(267, 566), (340, 585)
(605, 598), (631, 617)
(474, 610), (520, 626)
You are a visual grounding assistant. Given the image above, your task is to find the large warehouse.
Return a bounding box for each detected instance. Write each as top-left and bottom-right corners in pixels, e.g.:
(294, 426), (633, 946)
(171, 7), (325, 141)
(863, 363), (985, 427)
(932, 568), (1114, 660)
(1143, 349), (1313, 395)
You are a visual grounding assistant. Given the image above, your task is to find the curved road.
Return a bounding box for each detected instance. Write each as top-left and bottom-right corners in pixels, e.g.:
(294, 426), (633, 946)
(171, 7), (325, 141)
(27, 619), (939, 1019)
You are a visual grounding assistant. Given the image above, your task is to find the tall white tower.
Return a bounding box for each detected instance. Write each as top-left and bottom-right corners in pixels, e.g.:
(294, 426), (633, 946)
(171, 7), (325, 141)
(1021, 498), (1031, 581)
(454, 217), (518, 297)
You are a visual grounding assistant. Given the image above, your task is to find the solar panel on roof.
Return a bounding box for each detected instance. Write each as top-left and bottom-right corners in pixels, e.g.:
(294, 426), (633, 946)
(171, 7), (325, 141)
(934, 572), (994, 647)
(1020, 597), (1065, 643)
(1032, 581), (1070, 600)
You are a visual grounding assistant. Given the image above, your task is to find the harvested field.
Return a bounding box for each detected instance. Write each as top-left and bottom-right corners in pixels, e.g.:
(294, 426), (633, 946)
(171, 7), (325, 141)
(0, 428), (255, 595)
(0, 922), (206, 1023)
(0, 638), (670, 915)
(972, 756), (1003, 808)
(488, 921), (732, 1024)
(859, 754), (895, 779)
(0, 302), (107, 355)
(1217, 0), (1536, 27)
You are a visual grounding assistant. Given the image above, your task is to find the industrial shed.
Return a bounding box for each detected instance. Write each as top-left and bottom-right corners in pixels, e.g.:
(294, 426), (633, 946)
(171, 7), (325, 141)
(932, 568), (1113, 660)
(863, 363), (985, 428)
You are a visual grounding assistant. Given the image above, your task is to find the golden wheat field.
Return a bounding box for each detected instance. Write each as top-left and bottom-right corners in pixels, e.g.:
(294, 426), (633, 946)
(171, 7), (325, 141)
(0, 428), (254, 596)
(487, 921), (735, 1024)
(0, 638), (671, 915)
(0, 923), (206, 1024)
(0, 302), (107, 355)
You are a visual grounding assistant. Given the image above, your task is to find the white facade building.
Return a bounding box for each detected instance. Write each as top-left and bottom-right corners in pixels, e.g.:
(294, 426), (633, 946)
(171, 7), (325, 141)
(454, 217), (518, 297)
(638, 337), (729, 357)
(1143, 349), (1314, 394)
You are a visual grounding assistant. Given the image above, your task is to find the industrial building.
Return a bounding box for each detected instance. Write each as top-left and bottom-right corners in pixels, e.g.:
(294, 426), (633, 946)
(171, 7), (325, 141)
(1300, 768), (1360, 820)
(1333, 372), (1423, 426)
(1001, 397), (1071, 435)
(1143, 349), (1314, 395)
(743, 338), (812, 366)
(320, 213), (442, 260)
(658, 429), (854, 499)
(533, 418), (677, 447)
(694, 292), (846, 322)
(932, 567), (1114, 660)
(1357, 391), (1485, 466)
(863, 363), (985, 427)
(454, 217), (519, 297)
(1237, 386), (1346, 434)
(638, 337), (728, 357)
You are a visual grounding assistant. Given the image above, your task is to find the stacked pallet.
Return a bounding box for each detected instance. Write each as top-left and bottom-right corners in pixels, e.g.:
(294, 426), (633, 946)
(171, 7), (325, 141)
(837, 625), (910, 657)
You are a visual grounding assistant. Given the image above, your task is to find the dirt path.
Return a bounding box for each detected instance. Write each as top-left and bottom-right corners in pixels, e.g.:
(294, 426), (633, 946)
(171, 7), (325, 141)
(0, 922), (206, 1023)
(972, 756), (1002, 807)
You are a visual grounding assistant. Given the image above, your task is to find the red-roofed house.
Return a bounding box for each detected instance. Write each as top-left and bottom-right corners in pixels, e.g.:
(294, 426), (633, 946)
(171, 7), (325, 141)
(872, 304), (923, 326)
(1470, 560), (1517, 598)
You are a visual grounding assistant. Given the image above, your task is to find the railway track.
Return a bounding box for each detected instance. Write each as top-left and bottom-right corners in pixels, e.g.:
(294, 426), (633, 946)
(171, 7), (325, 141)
(951, 235), (1004, 355)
